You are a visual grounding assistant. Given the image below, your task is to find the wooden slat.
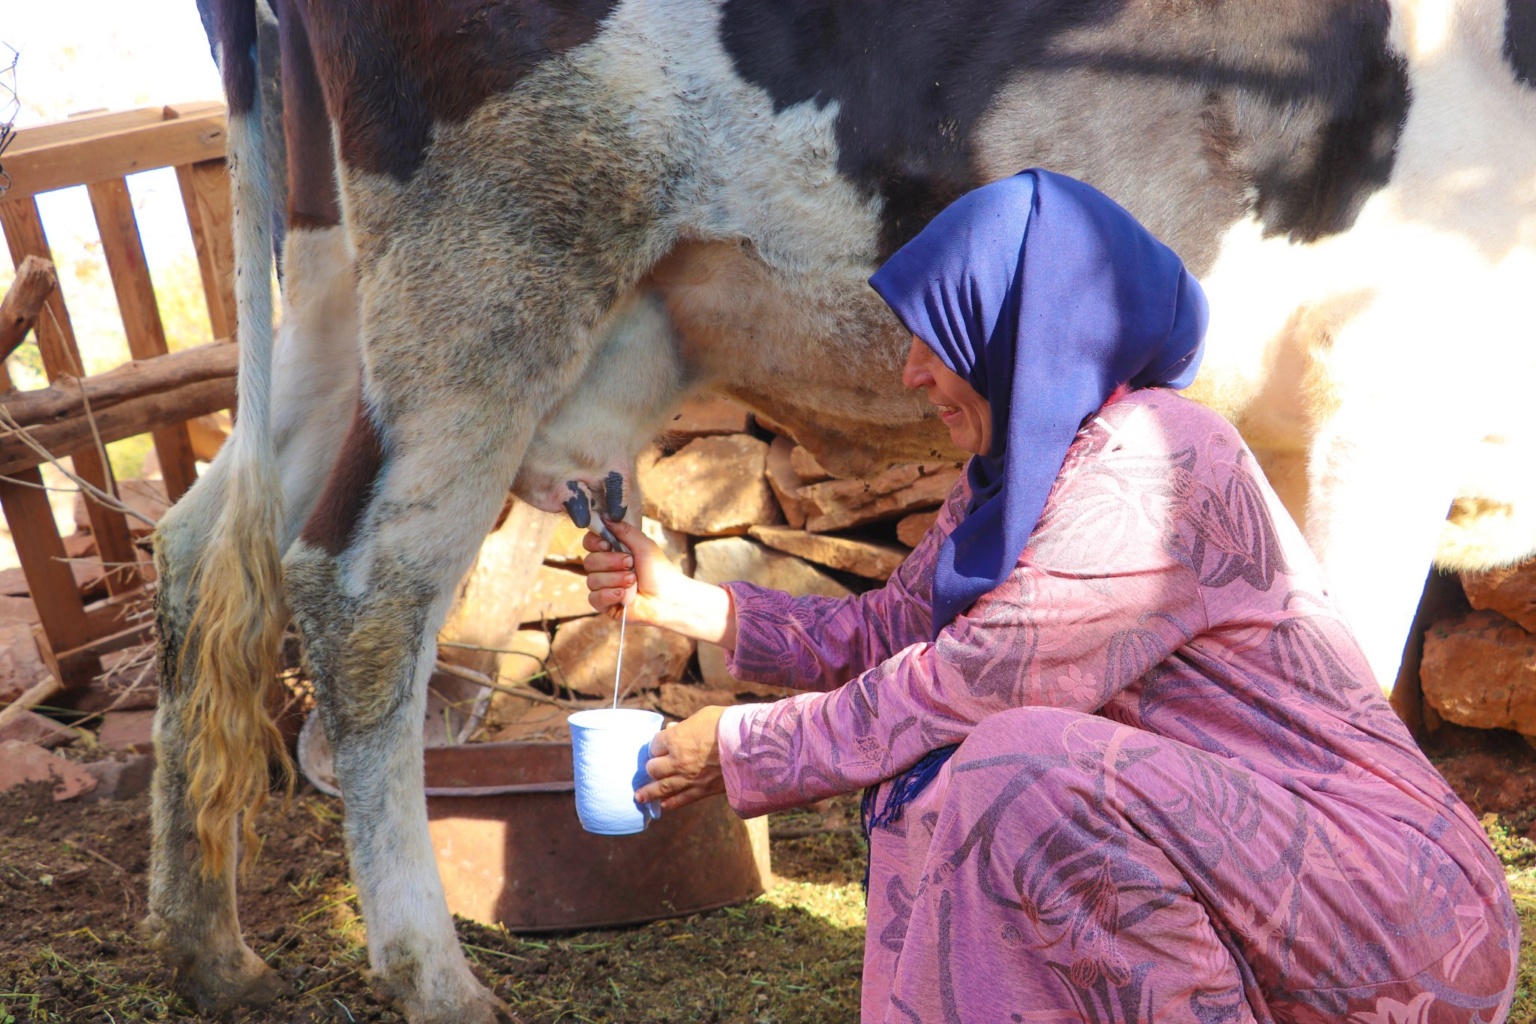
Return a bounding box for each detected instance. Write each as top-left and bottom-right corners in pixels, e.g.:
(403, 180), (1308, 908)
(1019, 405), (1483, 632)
(0, 199), (145, 596)
(0, 474), (93, 654)
(176, 159), (237, 340)
(87, 176), (198, 501)
(0, 340), (93, 656)
(0, 104), (228, 204)
(4, 104), (212, 152)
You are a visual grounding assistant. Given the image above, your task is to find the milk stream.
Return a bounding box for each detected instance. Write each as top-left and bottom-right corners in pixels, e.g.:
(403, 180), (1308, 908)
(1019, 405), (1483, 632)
(612, 603), (627, 709)
(596, 517), (629, 709)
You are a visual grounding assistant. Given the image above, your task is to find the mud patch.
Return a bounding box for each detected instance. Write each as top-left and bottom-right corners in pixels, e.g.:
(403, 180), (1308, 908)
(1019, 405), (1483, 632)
(0, 785), (864, 1023)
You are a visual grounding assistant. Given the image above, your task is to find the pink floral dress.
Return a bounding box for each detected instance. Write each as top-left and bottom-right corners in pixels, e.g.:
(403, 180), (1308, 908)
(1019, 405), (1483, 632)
(714, 389), (1518, 1024)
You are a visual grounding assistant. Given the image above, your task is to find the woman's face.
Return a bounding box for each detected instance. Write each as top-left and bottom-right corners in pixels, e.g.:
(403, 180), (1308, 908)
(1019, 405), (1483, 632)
(902, 337), (993, 455)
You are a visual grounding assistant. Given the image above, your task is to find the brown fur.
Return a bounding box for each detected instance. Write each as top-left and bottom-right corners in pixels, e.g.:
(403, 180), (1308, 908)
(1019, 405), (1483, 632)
(301, 397), (385, 555)
(300, 0), (619, 180)
(279, 0), (342, 228)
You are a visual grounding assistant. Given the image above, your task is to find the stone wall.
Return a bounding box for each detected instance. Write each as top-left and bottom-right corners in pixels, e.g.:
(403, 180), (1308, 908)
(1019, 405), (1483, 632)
(474, 396), (961, 741)
(1422, 562), (1536, 741)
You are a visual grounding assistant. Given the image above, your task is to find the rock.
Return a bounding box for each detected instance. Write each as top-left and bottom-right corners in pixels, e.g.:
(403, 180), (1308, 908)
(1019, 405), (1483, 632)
(73, 478), (169, 537)
(656, 683), (740, 720)
(188, 411), (232, 461)
(0, 710), (76, 749)
(80, 754), (155, 801)
(641, 517), (694, 576)
(548, 614), (694, 699)
(0, 623), (51, 704)
(442, 500), (557, 647)
(693, 537), (851, 691)
(98, 710), (156, 753)
(424, 666), (493, 746)
(546, 516), (691, 574)
(662, 397), (752, 439)
(59, 655), (159, 714)
(61, 532), (97, 559)
(0, 709), (76, 749)
(640, 435), (782, 536)
(751, 410), (795, 439)
(694, 537), (853, 598)
(896, 510), (939, 548)
(1461, 560), (1536, 633)
(788, 446), (831, 483)
(543, 516), (590, 567)
(799, 462), (960, 533)
(519, 566), (597, 626)
(749, 525), (908, 581)
(485, 629), (552, 686)
(1421, 610), (1536, 736)
(764, 437), (809, 530)
(484, 696), (575, 743)
(0, 559), (107, 598)
(0, 740), (98, 800)
(0, 596), (40, 628)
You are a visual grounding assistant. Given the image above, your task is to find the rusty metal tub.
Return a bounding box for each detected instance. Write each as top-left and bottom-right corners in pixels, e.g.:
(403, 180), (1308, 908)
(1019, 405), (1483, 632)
(423, 741), (771, 933)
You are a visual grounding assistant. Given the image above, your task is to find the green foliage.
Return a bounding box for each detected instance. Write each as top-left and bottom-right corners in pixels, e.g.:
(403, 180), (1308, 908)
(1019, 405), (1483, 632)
(107, 435), (153, 481)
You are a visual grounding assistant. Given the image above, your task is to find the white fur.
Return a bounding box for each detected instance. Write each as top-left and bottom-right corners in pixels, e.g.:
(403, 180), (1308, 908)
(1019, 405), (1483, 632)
(972, 0), (1536, 686)
(271, 226), (363, 546)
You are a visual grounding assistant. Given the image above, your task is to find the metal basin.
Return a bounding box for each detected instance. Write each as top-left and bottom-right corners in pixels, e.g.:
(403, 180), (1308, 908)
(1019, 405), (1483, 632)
(424, 741), (771, 933)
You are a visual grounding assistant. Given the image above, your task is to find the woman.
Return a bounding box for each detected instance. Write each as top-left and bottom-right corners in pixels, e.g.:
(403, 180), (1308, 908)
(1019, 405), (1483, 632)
(583, 170), (1518, 1023)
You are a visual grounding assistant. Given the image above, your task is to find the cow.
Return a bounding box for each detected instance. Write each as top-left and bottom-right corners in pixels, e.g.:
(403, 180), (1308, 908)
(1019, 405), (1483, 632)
(147, 0), (1536, 1019)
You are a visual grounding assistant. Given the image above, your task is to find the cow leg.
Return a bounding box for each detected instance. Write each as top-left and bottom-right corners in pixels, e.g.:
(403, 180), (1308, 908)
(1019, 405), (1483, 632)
(146, 460), (286, 1013)
(1303, 383), (1469, 695)
(145, 224), (359, 1011)
(285, 401), (534, 1024)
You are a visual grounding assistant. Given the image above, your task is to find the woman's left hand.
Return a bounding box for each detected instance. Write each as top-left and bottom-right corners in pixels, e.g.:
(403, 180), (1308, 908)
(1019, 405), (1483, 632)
(636, 706), (727, 811)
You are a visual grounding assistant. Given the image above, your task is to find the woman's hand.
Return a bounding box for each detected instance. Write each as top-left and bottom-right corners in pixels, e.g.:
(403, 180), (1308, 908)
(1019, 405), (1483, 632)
(581, 519), (677, 625)
(635, 706), (727, 811)
(583, 519), (739, 648)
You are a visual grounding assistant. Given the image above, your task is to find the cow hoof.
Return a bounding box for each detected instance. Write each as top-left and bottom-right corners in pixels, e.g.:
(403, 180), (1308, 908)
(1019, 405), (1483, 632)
(405, 987), (519, 1024)
(175, 947), (289, 1014)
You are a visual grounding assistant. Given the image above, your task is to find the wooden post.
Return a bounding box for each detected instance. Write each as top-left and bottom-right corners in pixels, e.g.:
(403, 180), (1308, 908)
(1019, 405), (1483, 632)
(0, 325), (93, 656)
(0, 198), (146, 596)
(0, 256), (58, 361)
(176, 159), (237, 341)
(87, 176), (199, 501)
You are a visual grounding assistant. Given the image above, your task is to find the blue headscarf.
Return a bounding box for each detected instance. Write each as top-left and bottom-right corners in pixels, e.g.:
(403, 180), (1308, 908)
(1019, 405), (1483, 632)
(869, 169), (1209, 636)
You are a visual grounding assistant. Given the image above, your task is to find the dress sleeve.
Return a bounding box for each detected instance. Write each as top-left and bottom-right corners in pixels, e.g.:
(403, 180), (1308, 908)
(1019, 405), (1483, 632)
(717, 408), (1211, 817)
(719, 484), (965, 692)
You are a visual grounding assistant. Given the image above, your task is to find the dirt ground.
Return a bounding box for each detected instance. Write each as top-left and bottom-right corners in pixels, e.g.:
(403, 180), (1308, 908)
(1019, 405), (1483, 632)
(0, 725), (1531, 1024)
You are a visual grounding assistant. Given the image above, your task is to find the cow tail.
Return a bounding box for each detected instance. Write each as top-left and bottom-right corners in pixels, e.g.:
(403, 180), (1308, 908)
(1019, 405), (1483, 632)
(180, 0), (292, 877)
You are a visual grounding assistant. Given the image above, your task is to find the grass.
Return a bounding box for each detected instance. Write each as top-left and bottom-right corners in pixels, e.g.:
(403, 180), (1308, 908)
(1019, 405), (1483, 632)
(1511, 870), (1536, 1024)
(1, 786), (1529, 1022)
(1488, 812), (1536, 1023)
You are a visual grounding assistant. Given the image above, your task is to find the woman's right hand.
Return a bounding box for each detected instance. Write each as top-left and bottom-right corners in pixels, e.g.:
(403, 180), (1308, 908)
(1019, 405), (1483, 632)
(582, 519), (673, 623)
(582, 518), (738, 648)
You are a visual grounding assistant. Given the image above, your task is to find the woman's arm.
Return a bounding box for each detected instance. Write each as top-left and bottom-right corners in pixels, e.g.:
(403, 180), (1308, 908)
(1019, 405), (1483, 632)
(582, 520), (738, 647)
(586, 482), (966, 689)
(716, 557), (1205, 816)
(713, 409), (1218, 817)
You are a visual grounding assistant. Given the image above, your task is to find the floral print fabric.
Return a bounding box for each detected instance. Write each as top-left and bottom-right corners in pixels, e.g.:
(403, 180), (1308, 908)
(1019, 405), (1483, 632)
(715, 390), (1518, 1023)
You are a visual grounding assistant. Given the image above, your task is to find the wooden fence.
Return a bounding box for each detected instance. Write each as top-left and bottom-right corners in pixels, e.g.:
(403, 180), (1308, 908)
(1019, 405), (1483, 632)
(0, 102), (237, 686)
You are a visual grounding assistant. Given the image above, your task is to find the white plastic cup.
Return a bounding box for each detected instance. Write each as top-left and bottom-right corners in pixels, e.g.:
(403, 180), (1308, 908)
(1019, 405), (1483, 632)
(567, 708), (664, 835)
